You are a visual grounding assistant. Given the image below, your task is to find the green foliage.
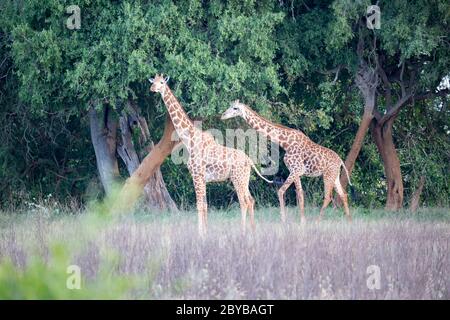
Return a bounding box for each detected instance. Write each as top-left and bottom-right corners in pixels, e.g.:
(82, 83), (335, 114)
(396, 98), (450, 206)
(0, 0), (448, 208)
(0, 244), (140, 299)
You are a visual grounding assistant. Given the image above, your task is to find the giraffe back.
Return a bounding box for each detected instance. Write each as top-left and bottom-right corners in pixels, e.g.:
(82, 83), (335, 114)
(283, 132), (342, 177)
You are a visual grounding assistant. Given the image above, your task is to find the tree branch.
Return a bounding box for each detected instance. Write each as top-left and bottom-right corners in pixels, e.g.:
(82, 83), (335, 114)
(415, 88), (449, 101)
(376, 55), (392, 107)
(319, 65), (342, 84)
(380, 92), (413, 125)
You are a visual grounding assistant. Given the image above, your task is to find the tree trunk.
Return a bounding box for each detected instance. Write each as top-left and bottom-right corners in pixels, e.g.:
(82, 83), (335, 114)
(371, 117), (404, 211)
(410, 175), (425, 213)
(112, 115), (178, 214)
(89, 105), (120, 195)
(337, 64), (377, 204)
(117, 113), (140, 172)
(117, 106), (177, 212)
(340, 108), (373, 189)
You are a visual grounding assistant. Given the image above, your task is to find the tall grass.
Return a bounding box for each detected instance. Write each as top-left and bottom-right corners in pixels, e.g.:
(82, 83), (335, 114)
(0, 206), (448, 299)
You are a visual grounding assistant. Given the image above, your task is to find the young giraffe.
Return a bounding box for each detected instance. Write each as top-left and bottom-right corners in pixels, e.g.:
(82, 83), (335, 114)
(221, 100), (352, 223)
(149, 75), (272, 235)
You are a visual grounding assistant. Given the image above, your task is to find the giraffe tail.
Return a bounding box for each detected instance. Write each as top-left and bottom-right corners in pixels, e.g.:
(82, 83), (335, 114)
(340, 160), (352, 186)
(251, 163), (273, 184)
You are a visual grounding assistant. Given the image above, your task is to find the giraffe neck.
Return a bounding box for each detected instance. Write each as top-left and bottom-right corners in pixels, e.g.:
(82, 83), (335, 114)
(161, 87), (195, 148)
(242, 106), (307, 149)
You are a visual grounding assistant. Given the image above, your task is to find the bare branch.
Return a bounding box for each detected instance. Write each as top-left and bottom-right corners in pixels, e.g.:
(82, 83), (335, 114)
(376, 55), (392, 108)
(319, 65), (342, 84)
(415, 88), (449, 101)
(332, 65), (341, 84)
(357, 22), (365, 62)
(399, 60), (406, 97)
(380, 92), (413, 125)
(301, 0), (311, 11)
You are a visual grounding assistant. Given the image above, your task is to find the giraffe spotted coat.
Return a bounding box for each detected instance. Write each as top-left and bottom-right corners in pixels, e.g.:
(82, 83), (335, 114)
(149, 75), (271, 235)
(222, 100), (352, 223)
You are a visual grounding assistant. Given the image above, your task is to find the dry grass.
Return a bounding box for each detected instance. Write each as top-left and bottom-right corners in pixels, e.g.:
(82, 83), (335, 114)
(0, 206), (448, 299)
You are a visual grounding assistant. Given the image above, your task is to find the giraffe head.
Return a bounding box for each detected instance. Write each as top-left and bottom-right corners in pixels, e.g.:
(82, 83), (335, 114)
(149, 74), (170, 94)
(221, 99), (246, 120)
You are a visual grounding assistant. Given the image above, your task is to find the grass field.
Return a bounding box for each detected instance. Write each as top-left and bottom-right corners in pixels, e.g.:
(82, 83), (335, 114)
(0, 205), (448, 299)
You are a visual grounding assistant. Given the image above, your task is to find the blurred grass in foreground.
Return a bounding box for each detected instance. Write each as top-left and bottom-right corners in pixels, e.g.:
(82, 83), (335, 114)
(0, 205), (448, 299)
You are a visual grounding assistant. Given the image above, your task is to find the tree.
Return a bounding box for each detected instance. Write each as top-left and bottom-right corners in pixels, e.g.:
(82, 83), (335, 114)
(330, 0), (449, 210)
(279, 0), (449, 210)
(0, 0), (448, 211)
(113, 115), (178, 214)
(0, 0), (179, 209)
(0, 0), (286, 210)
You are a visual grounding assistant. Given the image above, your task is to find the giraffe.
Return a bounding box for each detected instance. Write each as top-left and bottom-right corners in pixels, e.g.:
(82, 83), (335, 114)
(221, 100), (352, 223)
(148, 75), (272, 235)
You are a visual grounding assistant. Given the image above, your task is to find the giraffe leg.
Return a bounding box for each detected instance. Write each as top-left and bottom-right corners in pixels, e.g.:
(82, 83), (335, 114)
(232, 180), (249, 233)
(193, 178), (207, 237)
(243, 166), (255, 231)
(277, 174), (296, 223)
(246, 192), (256, 232)
(317, 176), (334, 222)
(238, 191), (248, 233)
(334, 178), (352, 222)
(294, 177), (306, 224)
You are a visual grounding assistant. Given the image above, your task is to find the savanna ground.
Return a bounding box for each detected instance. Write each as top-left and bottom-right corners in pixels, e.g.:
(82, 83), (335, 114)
(0, 204), (448, 300)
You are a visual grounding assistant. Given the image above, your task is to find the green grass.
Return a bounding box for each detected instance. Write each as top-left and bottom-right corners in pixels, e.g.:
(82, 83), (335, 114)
(129, 205), (450, 224)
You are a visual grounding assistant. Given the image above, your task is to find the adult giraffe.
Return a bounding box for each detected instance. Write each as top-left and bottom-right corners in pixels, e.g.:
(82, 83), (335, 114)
(149, 75), (272, 235)
(221, 100), (352, 223)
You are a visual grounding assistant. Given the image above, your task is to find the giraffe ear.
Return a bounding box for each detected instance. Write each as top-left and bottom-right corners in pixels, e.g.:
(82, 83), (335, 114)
(164, 76), (170, 83)
(148, 78), (154, 83)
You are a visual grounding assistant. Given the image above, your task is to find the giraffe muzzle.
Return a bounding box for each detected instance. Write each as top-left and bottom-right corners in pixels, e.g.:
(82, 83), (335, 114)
(221, 112), (232, 120)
